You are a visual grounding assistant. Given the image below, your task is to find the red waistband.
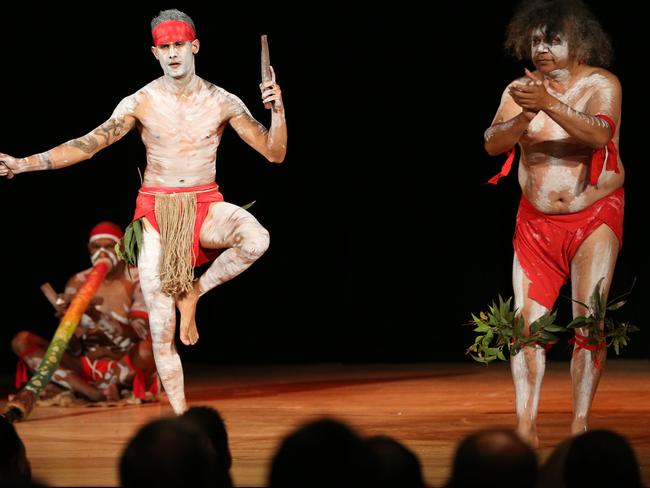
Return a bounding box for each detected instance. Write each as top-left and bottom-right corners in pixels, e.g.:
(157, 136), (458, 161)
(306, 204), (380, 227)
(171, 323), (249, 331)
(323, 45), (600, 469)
(519, 187), (624, 223)
(139, 182), (218, 195)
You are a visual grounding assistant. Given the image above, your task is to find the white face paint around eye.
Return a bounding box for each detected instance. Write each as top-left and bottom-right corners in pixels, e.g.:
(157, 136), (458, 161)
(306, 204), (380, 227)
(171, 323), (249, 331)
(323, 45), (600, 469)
(531, 26), (570, 69)
(91, 247), (118, 268)
(155, 41), (195, 79)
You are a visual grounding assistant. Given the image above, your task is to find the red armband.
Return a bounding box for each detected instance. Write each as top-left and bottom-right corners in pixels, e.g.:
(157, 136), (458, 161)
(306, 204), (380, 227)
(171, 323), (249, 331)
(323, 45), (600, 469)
(590, 114), (619, 186)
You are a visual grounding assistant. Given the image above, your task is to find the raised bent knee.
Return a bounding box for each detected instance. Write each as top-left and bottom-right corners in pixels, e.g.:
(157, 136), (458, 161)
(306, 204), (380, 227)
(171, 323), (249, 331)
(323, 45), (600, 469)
(239, 229), (270, 262)
(12, 331), (34, 356)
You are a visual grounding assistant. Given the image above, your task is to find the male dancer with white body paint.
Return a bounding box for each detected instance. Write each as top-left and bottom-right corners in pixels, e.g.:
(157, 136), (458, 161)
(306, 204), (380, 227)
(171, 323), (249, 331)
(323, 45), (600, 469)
(484, 0), (623, 446)
(1, 9), (287, 414)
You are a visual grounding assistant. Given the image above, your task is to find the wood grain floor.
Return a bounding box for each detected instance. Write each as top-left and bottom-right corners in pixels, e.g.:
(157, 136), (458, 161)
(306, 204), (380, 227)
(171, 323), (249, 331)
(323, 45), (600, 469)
(3, 359), (650, 487)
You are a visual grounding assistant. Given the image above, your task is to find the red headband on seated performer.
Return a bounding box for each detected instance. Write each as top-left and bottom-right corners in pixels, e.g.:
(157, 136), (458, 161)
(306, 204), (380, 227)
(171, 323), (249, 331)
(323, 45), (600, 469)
(89, 221), (124, 243)
(152, 20), (196, 46)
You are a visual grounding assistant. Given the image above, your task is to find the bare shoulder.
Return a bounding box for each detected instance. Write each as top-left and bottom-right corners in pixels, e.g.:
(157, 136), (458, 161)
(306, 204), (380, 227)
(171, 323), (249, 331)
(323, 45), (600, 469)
(200, 78), (230, 98)
(134, 78), (168, 105)
(112, 85), (151, 120)
(583, 67), (621, 89)
(66, 268), (91, 291)
(201, 78), (251, 116)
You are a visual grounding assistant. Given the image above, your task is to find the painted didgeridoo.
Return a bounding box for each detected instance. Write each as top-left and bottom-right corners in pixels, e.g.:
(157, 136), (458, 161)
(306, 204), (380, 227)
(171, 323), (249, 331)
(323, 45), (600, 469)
(3, 259), (111, 422)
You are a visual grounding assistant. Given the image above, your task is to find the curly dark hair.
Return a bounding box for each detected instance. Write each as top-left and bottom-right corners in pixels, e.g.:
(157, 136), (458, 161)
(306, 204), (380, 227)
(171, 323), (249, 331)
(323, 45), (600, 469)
(505, 0), (613, 67)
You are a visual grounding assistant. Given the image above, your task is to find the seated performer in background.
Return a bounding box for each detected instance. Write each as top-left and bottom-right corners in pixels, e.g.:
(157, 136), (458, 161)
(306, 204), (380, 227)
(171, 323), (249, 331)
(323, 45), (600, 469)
(11, 221), (158, 402)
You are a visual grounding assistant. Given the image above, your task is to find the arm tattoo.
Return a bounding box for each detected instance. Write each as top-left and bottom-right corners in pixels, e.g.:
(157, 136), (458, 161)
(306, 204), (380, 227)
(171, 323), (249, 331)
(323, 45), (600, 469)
(65, 118), (127, 154)
(37, 151), (54, 170)
(67, 136), (100, 154)
(94, 118), (127, 144)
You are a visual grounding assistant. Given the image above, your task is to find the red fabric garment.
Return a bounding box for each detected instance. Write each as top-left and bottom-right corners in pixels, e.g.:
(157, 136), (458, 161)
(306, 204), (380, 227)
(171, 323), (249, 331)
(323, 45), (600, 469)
(569, 333), (606, 369)
(15, 345), (40, 389)
(128, 310), (149, 321)
(487, 147), (516, 185)
(132, 182), (225, 266)
(124, 353), (160, 400)
(513, 188), (624, 310)
(81, 356), (117, 382)
(590, 114), (620, 186)
(488, 113), (619, 186)
(152, 20), (196, 46)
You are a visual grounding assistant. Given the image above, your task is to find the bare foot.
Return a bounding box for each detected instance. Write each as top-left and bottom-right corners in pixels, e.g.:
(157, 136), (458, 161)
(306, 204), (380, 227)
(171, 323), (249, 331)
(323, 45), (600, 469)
(571, 418), (588, 436)
(516, 423), (539, 449)
(177, 281), (201, 345)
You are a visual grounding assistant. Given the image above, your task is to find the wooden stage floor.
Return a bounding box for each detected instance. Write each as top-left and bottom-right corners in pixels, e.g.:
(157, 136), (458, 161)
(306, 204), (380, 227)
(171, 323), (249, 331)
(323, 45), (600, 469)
(3, 359), (650, 487)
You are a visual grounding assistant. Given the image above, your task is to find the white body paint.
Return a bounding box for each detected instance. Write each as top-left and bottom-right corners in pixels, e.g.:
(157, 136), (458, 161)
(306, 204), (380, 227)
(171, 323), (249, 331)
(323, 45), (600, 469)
(486, 22), (624, 442)
(138, 222), (187, 414)
(517, 68), (624, 214)
(197, 202), (270, 294)
(511, 345), (545, 426)
(533, 165), (588, 212)
(105, 38), (280, 415)
(569, 228), (618, 429)
(127, 76), (270, 413)
(587, 240), (615, 288)
(138, 203), (269, 414)
(512, 254), (548, 445)
(118, 77), (249, 188)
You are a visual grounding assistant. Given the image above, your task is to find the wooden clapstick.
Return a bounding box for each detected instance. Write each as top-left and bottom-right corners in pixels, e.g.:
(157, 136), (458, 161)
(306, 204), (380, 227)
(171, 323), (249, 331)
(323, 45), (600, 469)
(40, 283), (59, 308)
(41, 282), (102, 310)
(261, 34), (273, 109)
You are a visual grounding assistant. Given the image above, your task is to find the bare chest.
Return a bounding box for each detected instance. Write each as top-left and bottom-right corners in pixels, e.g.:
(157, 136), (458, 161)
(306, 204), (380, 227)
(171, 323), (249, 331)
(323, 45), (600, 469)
(139, 94), (225, 144)
(523, 86), (594, 142)
(96, 279), (134, 318)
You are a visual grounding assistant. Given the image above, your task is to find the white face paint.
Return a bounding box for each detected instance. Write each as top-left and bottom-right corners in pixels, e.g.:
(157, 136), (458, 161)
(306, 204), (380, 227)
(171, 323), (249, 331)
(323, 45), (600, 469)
(153, 41), (196, 79)
(89, 237), (119, 268)
(531, 27), (570, 73)
(91, 248), (118, 267)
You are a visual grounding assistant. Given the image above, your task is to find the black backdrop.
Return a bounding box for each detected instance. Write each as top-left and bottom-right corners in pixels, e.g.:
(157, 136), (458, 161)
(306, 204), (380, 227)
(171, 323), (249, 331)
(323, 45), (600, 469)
(1, 2), (647, 376)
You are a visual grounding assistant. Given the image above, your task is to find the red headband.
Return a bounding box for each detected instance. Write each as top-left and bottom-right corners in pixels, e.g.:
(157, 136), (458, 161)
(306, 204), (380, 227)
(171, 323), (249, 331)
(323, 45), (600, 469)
(152, 20), (196, 46)
(89, 221), (123, 243)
